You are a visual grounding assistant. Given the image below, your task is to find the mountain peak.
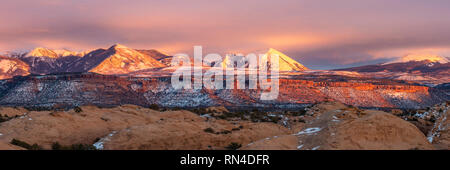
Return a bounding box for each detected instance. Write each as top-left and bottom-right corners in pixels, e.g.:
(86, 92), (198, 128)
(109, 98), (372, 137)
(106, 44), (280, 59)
(265, 48), (308, 71)
(384, 54), (450, 65)
(111, 43), (130, 49)
(28, 47), (59, 58)
(221, 48), (308, 71)
(83, 44), (166, 75)
(27, 47), (86, 59)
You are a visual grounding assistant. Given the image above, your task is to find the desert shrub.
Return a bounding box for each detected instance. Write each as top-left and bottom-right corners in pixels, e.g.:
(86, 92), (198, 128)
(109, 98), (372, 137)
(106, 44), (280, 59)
(290, 109), (307, 116)
(25, 106), (53, 111)
(250, 112), (265, 122)
(10, 139), (41, 150)
(70, 144), (97, 150)
(231, 128), (240, 131)
(225, 142), (242, 150)
(219, 130), (232, 134)
(51, 142), (63, 150)
(171, 107), (182, 111)
(0, 114), (9, 123)
(204, 128), (215, 134)
(217, 115), (227, 119)
(297, 118), (306, 123)
(149, 104), (160, 111)
(74, 106), (83, 113)
(52, 142), (96, 150)
(29, 144), (41, 150)
(268, 116), (281, 123)
(191, 108), (208, 115)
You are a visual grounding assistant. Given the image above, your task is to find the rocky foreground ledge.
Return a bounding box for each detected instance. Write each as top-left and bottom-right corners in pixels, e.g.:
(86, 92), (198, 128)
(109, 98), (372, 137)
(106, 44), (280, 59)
(0, 101), (448, 150)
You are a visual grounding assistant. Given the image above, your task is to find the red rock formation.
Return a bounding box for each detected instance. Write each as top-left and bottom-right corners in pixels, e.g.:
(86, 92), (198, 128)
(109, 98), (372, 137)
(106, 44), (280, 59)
(0, 73), (444, 108)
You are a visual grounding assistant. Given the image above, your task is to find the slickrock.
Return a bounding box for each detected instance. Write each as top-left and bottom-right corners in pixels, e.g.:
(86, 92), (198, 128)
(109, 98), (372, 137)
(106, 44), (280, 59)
(0, 102), (445, 150)
(0, 105), (292, 150)
(244, 102), (434, 150)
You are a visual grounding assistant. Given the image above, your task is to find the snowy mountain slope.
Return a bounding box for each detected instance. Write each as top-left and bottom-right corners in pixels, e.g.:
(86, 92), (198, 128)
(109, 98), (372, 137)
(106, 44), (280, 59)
(65, 44), (166, 75)
(0, 56), (30, 79)
(221, 48), (308, 71)
(384, 54), (449, 65)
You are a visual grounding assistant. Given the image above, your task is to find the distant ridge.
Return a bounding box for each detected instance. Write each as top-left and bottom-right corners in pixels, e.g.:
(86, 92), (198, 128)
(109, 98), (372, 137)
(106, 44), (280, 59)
(384, 54), (449, 65)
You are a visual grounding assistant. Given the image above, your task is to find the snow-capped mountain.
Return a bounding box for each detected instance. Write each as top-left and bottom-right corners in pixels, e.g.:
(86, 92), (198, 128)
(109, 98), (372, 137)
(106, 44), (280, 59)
(339, 57), (450, 73)
(136, 49), (173, 66)
(27, 47), (60, 58)
(0, 56), (30, 79)
(65, 44), (166, 75)
(221, 48), (308, 71)
(384, 54), (449, 65)
(4, 44), (167, 75)
(336, 54), (450, 85)
(26, 47), (88, 59)
(265, 48), (308, 71)
(14, 47), (87, 74)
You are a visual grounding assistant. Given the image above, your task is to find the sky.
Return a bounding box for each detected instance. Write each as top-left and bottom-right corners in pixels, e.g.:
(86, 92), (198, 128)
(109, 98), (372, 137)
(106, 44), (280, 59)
(1, 0), (450, 69)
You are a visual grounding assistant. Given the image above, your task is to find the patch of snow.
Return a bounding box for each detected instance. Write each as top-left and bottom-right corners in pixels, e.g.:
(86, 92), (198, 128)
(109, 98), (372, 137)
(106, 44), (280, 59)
(295, 127), (322, 135)
(297, 145), (304, 150)
(427, 136), (434, 143)
(427, 111), (447, 143)
(311, 146), (320, 150)
(200, 114), (212, 118)
(332, 116), (340, 122)
(93, 131), (117, 150)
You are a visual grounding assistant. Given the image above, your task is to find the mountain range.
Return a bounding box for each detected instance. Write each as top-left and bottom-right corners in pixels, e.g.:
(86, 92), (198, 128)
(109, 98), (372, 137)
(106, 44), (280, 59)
(1, 44), (314, 78)
(0, 44), (448, 109)
(336, 54), (450, 85)
(2, 44), (448, 80)
(3, 44), (167, 77)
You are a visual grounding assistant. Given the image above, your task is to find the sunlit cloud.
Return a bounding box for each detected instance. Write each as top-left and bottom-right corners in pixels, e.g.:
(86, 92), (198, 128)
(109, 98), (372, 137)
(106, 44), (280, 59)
(1, 0), (450, 69)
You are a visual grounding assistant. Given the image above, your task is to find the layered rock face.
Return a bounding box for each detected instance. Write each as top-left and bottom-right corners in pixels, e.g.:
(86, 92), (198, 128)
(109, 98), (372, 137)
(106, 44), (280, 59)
(0, 73), (446, 109)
